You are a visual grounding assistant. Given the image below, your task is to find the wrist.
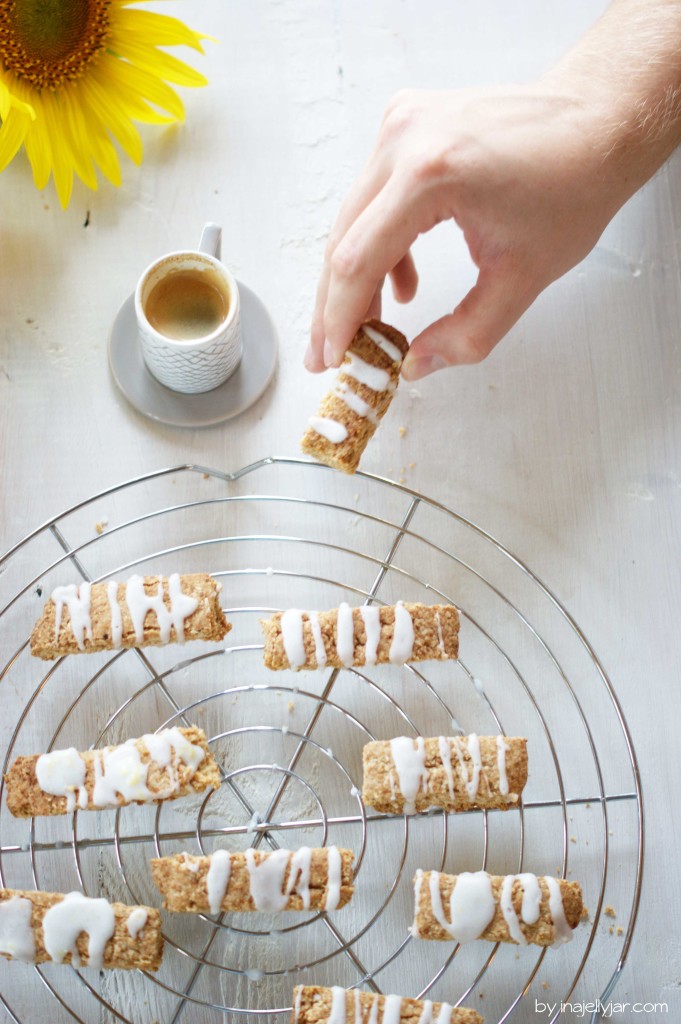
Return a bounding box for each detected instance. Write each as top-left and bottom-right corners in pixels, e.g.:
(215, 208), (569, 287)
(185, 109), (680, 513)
(540, 1), (681, 203)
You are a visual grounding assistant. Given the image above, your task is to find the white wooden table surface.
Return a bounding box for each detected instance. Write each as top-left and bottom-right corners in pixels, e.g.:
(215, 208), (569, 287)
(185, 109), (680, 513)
(0, 2), (679, 1022)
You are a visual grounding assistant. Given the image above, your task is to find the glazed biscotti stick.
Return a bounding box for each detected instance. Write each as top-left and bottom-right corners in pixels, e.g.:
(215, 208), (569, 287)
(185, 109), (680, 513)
(0, 888), (163, 970)
(30, 572), (230, 659)
(291, 986), (484, 1024)
(362, 735), (527, 814)
(261, 601), (459, 671)
(412, 870), (583, 947)
(5, 727), (220, 817)
(151, 846), (354, 914)
(301, 319), (409, 474)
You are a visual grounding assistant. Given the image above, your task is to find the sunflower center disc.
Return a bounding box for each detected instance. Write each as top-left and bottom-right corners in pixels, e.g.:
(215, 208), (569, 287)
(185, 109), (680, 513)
(0, 0), (110, 89)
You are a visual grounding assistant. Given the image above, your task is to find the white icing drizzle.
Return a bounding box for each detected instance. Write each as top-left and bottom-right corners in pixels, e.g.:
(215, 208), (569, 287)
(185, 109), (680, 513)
(167, 573), (199, 643)
(93, 742), (152, 805)
(0, 895), (36, 962)
(353, 989), (362, 1024)
(428, 870), (496, 943)
(544, 875), (574, 945)
(437, 737), (456, 804)
(362, 324), (404, 364)
(452, 734), (483, 801)
(124, 573), (198, 645)
(519, 873), (543, 925)
(308, 611), (327, 668)
(293, 987), (303, 1024)
(281, 609), (306, 670)
(182, 852), (200, 873)
(359, 605), (381, 666)
(417, 1001), (453, 1024)
(143, 726), (205, 776)
(52, 583), (92, 650)
(324, 845), (342, 911)
(329, 986), (347, 1024)
(496, 735), (510, 797)
(417, 1000), (434, 1024)
(92, 728), (204, 807)
(42, 891), (115, 968)
(126, 907), (148, 939)
(343, 352), (391, 392)
(383, 994), (403, 1024)
(412, 868), (423, 937)
(336, 602), (355, 667)
(285, 847), (313, 910)
(389, 602), (414, 664)
(368, 995), (380, 1024)
(106, 580), (123, 648)
(246, 848), (292, 912)
(206, 849), (232, 913)
(36, 747), (88, 813)
(334, 381), (379, 425)
(500, 874), (526, 944)
(388, 770), (396, 802)
(308, 415), (348, 444)
(390, 736), (428, 813)
(435, 611), (445, 656)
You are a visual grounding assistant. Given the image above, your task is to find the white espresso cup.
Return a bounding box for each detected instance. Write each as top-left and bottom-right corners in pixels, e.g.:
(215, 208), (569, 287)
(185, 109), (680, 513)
(135, 223), (242, 394)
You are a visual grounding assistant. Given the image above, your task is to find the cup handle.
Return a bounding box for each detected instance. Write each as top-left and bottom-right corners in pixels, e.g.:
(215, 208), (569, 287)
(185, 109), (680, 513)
(198, 222), (222, 261)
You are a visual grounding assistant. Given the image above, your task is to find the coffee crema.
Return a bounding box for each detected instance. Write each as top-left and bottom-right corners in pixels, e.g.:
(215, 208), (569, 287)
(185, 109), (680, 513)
(145, 267), (229, 341)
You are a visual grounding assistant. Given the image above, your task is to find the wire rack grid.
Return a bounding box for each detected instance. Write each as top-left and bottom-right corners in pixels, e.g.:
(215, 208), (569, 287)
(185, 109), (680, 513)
(0, 457), (643, 1024)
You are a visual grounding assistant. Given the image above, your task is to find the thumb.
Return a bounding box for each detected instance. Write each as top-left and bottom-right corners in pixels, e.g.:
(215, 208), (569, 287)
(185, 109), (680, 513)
(401, 267), (538, 380)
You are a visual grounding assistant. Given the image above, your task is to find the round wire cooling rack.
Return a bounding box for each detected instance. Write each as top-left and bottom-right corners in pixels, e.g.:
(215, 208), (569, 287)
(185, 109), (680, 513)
(0, 457), (643, 1024)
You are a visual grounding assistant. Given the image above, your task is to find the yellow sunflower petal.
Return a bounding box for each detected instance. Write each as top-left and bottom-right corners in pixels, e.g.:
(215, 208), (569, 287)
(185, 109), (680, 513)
(0, 78), (35, 122)
(40, 91), (74, 208)
(88, 126), (122, 188)
(79, 74), (143, 165)
(11, 79), (53, 190)
(95, 55), (184, 122)
(0, 104), (32, 172)
(112, 8), (207, 53)
(0, 81), (10, 122)
(108, 37), (208, 88)
(22, 120), (52, 190)
(0, 2), (210, 205)
(59, 84), (98, 190)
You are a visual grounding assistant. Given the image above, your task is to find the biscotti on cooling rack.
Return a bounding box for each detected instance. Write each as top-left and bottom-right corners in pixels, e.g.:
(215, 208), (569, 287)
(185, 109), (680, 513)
(261, 602), (459, 671)
(301, 319), (408, 474)
(292, 986), (484, 1024)
(362, 735), (528, 814)
(151, 846), (354, 914)
(412, 870), (583, 947)
(0, 889), (163, 970)
(30, 572), (230, 659)
(5, 727), (219, 816)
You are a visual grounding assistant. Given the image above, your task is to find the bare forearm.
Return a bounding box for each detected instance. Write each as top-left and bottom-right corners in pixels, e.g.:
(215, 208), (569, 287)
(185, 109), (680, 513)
(546, 0), (681, 195)
(308, 0), (681, 378)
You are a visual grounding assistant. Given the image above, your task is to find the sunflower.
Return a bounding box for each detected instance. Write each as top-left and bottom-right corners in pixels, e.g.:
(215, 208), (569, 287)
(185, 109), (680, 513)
(0, 0), (209, 208)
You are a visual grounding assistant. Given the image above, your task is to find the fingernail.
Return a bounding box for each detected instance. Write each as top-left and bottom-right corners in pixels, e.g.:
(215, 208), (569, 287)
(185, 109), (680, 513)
(303, 344), (315, 370)
(323, 339), (336, 367)
(401, 355), (448, 381)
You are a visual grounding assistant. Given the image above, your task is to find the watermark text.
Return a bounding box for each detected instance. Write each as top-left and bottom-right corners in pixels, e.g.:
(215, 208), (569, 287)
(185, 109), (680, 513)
(535, 1000), (668, 1018)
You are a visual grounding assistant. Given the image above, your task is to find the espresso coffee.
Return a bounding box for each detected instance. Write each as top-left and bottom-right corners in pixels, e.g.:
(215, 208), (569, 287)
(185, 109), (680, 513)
(145, 267), (229, 341)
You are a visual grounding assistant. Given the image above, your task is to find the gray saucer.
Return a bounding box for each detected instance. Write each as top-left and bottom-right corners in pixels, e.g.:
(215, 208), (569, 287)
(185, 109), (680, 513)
(108, 280), (278, 427)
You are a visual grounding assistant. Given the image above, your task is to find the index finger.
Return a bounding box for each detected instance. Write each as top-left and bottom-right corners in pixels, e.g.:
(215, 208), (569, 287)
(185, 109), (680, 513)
(322, 172), (437, 366)
(309, 159), (391, 369)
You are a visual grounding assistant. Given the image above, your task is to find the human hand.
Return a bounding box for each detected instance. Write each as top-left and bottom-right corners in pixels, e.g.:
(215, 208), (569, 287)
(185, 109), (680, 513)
(306, 83), (628, 380)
